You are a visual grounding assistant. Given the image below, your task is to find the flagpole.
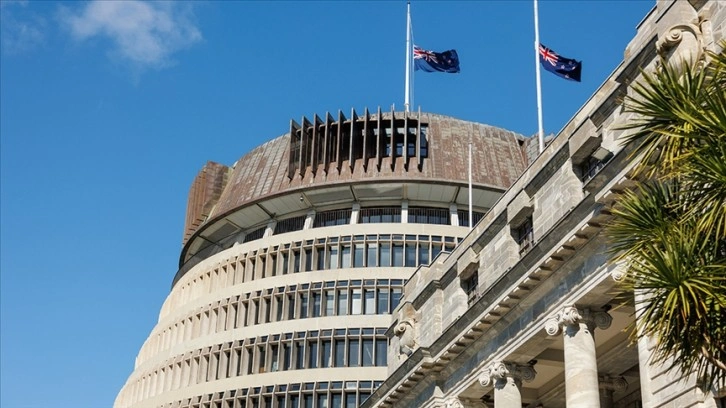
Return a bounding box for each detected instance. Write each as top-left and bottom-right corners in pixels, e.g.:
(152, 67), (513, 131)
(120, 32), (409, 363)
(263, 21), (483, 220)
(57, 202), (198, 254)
(404, 1), (411, 112)
(468, 132), (473, 231)
(534, 0), (545, 153)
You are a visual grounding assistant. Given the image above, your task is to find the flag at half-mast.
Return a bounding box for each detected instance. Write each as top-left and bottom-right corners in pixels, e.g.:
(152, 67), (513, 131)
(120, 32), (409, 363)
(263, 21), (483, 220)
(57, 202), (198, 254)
(538, 44), (581, 82)
(413, 45), (460, 73)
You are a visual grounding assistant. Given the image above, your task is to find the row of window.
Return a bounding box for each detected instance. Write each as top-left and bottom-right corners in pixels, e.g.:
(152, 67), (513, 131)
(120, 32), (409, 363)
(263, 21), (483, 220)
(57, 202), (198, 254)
(157, 380), (382, 408)
(143, 280), (403, 364)
(129, 329), (386, 406)
(172, 234), (459, 311)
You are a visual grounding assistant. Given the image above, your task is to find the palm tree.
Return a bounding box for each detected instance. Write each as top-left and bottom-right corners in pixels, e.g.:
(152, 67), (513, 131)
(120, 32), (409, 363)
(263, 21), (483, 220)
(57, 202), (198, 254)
(608, 45), (726, 388)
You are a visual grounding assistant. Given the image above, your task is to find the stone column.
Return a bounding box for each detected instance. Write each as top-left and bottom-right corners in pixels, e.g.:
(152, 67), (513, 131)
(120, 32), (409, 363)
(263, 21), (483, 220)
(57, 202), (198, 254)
(599, 375), (628, 408)
(544, 305), (612, 408)
(479, 361), (536, 408)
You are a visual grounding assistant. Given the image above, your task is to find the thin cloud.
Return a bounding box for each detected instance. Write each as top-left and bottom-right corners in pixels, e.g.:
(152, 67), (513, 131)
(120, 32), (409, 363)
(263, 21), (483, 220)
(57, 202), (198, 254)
(59, 1), (202, 70)
(1, 1), (46, 54)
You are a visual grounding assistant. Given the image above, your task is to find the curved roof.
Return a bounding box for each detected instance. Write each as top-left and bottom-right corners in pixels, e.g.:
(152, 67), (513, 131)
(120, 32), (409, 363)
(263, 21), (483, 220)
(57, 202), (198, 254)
(178, 110), (529, 275)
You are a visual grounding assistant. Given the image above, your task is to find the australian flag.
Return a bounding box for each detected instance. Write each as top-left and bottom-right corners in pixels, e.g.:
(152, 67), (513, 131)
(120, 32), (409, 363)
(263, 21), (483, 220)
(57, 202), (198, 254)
(414, 45), (460, 73)
(539, 44), (581, 82)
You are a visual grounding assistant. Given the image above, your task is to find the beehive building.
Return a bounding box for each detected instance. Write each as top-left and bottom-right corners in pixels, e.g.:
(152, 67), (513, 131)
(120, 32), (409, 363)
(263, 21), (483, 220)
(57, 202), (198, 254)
(113, 109), (532, 408)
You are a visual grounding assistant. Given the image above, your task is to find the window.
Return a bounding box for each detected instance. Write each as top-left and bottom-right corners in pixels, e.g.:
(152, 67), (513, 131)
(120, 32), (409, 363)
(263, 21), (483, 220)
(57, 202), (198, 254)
(392, 243), (403, 266)
(337, 290), (348, 315)
(270, 345), (279, 372)
(405, 243), (416, 267)
(299, 293), (309, 319)
(377, 289), (389, 314)
(312, 292), (321, 318)
(328, 246), (339, 269)
(295, 343), (305, 369)
(321, 340), (332, 368)
(514, 216), (534, 255)
(348, 340), (360, 367)
(463, 271), (479, 306)
(341, 245), (351, 268)
(293, 251), (301, 273)
(362, 339), (374, 366)
(353, 244), (365, 267)
(334, 340), (345, 367)
(366, 243), (378, 267)
(364, 290), (375, 315)
(281, 252), (289, 275)
(304, 249), (312, 272)
(375, 339), (387, 366)
(392, 288), (402, 310)
(324, 290), (335, 316)
(308, 342), (318, 369)
(351, 289), (362, 315)
(379, 243), (391, 267)
(316, 247), (325, 270)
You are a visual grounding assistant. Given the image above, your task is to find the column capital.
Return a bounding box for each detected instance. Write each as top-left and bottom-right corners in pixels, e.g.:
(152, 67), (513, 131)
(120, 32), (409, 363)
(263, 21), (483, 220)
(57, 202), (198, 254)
(478, 361), (536, 387)
(544, 305), (612, 336)
(443, 396), (464, 408)
(599, 375), (628, 392)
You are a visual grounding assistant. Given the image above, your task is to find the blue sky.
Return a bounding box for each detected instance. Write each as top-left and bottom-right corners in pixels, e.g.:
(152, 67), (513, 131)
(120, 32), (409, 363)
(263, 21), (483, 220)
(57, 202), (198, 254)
(0, 1), (654, 407)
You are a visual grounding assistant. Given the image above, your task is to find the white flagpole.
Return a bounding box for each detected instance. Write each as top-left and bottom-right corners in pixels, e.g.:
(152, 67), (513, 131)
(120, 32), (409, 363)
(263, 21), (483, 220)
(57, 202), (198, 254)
(468, 133), (473, 231)
(405, 1), (412, 112)
(534, 0), (545, 153)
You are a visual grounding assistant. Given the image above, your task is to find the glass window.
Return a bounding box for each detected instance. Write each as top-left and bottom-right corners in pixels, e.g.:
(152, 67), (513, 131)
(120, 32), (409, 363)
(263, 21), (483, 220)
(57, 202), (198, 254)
(337, 290), (348, 316)
(375, 339), (387, 366)
(362, 339), (374, 366)
(293, 250), (301, 273)
(392, 243), (403, 266)
(432, 243), (442, 260)
(405, 243), (416, 267)
(316, 247), (325, 270)
(271, 345), (279, 372)
(392, 288), (402, 310)
(321, 340), (332, 368)
(328, 246), (339, 269)
(418, 242), (429, 266)
(258, 346), (266, 373)
(325, 290), (335, 316)
(312, 292), (321, 318)
(308, 341), (318, 369)
(377, 289), (389, 314)
(341, 245), (351, 268)
(295, 342), (305, 369)
(331, 394), (342, 408)
(334, 340), (345, 367)
(304, 248), (312, 272)
(317, 395), (328, 408)
(366, 243), (378, 267)
(351, 289), (362, 315)
(364, 290), (375, 315)
(379, 243), (390, 267)
(353, 244), (365, 267)
(348, 339), (359, 367)
(304, 394), (313, 408)
(289, 395), (299, 408)
(276, 296), (284, 322)
(288, 294), (296, 320)
(300, 293), (309, 319)
(283, 344), (291, 370)
(281, 252), (289, 275)
(345, 393), (356, 408)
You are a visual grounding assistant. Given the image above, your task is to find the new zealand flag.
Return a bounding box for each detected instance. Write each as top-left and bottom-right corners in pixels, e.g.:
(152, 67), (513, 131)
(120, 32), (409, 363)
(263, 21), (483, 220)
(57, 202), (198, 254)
(539, 44), (581, 82)
(414, 45), (460, 73)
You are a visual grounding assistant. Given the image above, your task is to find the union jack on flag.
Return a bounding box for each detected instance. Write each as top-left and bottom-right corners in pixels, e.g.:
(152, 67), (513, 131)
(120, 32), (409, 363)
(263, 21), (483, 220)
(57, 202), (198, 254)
(538, 43), (582, 82)
(413, 45), (460, 73)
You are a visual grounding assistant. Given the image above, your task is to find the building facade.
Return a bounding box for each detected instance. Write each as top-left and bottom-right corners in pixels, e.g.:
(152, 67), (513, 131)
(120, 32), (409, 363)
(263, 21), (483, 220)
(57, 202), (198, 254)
(363, 1), (725, 408)
(113, 109), (532, 408)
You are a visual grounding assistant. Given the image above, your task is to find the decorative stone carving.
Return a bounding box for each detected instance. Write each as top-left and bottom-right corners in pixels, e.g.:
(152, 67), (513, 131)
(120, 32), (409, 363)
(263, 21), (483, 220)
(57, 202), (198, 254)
(444, 396), (464, 408)
(478, 361), (536, 387)
(599, 375), (628, 392)
(544, 305), (612, 336)
(394, 319), (416, 357)
(656, 23), (705, 71)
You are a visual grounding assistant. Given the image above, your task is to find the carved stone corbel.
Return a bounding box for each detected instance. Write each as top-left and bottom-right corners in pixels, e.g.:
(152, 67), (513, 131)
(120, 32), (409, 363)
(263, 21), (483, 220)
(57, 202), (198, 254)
(478, 361), (536, 387)
(394, 319), (416, 358)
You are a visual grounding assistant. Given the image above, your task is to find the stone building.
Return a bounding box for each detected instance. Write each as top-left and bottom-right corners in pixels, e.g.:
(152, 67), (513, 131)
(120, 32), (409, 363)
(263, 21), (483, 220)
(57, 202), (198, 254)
(113, 108), (534, 408)
(362, 1), (725, 408)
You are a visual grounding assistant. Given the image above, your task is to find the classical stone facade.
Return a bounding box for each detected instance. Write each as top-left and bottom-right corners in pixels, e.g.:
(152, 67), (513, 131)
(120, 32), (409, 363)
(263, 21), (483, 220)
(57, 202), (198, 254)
(362, 1), (725, 408)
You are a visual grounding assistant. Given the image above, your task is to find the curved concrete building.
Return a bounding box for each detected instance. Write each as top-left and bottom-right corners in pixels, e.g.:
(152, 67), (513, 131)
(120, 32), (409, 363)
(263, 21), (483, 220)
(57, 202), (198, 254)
(114, 110), (530, 408)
